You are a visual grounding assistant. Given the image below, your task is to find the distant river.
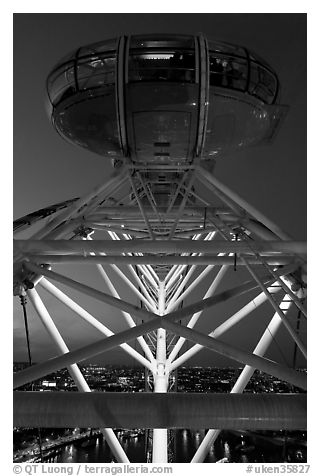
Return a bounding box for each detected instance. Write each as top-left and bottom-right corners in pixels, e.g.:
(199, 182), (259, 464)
(46, 430), (301, 464)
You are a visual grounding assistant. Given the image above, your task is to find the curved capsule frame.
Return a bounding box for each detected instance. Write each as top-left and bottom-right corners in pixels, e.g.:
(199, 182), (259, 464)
(46, 34), (279, 109)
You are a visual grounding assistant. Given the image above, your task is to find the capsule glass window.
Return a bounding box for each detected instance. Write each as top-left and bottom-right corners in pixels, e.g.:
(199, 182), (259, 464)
(248, 62), (277, 104)
(209, 54), (247, 91)
(76, 54), (116, 91)
(208, 40), (246, 58)
(130, 35), (195, 49)
(47, 62), (75, 105)
(128, 51), (195, 83)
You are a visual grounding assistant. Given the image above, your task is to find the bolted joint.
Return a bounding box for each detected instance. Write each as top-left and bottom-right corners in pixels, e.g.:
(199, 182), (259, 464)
(75, 226), (94, 239)
(13, 279), (34, 297)
(20, 296), (27, 306)
(156, 363), (166, 376)
(13, 282), (25, 297)
(23, 279), (34, 290)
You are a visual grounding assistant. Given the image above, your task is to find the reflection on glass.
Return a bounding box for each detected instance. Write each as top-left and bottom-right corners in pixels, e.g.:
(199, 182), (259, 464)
(130, 35), (195, 50)
(249, 63), (277, 104)
(208, 45), (278, 104)
(224, 441), (231, 458)
(47, 36), (278, 108)
(77, 56), (116, 90)
(128, 52), (195, 83)
(47, 52), (116, 106)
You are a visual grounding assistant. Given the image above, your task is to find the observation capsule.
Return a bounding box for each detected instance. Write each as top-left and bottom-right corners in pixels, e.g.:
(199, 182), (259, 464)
(46, 34), (286, 165)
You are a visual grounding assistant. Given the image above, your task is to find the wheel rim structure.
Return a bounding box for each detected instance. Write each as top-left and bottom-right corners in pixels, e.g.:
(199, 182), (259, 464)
(13, 33), (306, 464)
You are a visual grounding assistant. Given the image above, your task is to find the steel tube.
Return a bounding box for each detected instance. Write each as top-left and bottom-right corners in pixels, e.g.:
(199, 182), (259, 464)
(169, 287), (277, 370)
(166, 171), (189, 214)
(129, 164), (196, 170)
(143, 262), (159, 283)
(24, 261), (154, 322)
(168, 171), (196, 239)
(84, 235), (156, 361)
(110, 231), (159, 291)
(88, 233), (157, 311)
(126, 264), (157, 307)
(14, 270), (291, 389)
(167, 261), (225, 313)
(168, 264), (230, 364)
(24, 261), (292, 326)
(109, 263), (156, 311)
(89, 224), (149, 238)
(39, 278), (154, 370)
(242, 257), (307, 359)
(13, 392), (306, 430)
(22, 254), (297, 266)
(13, 317), (165, 389)
(152, 281), (168, 463)
(82, 205), (228, 217)
(136, 171), (163, 223)
(128, 175), (155, 240)
(29, 170), (127, 240)
(26, 288), (129, 463)
(266, 272), (307, 318)
(166, 264), (200, 311)
(138, 264), (159, 288)
(165, 234), (210, 286)
(92, 262), (155, 364)
(15, 239), (306, 255)
(191, 295), (292, 462)
(166, 233), (217, 310)
(165, 276), (275, 324)
(196, 166), (292, 241)
(164, 321), (307, 390)
(243, 219), (279, 241)
(165, 264), (186, 289)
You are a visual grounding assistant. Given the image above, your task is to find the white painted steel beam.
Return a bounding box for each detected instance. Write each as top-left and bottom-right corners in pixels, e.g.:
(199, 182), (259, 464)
(14, 304), (306, 391)
(164, 321), (307, 390)
(191, 295), (293, 462)
(128, 174), (155, 240)
(14, 239), (307, 255)
(241, 257), (307, 359)
(86, 235), (157, 313)
(29, 170), (128, 240)
(168, 289), (275, 370)
(38, 279), (154, 370)
(27, 288), (129, 463)
(168, 171), (196, 239)
(136, 171), (163, 224)
(152, 281), (168, 463)
(109, 263), (157, 311)
(196, 166), (293, 241)
(166, 260), (226, 313)
(165, 232), (216, 309)
(13, 317), (166, 389)
(21, 255), (298, 266)
(92, 262), (156, 363)
(126, 264), (158, 307)
(168, 264), (230, 363)
(14, 392), (306, 430)
(23, 261), (297, 329)
(166, 171), (189, 214)
(24, 261), (154, 322)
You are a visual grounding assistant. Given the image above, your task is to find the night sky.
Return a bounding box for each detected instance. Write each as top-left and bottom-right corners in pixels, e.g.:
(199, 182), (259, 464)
(13, 13), (307, 368)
